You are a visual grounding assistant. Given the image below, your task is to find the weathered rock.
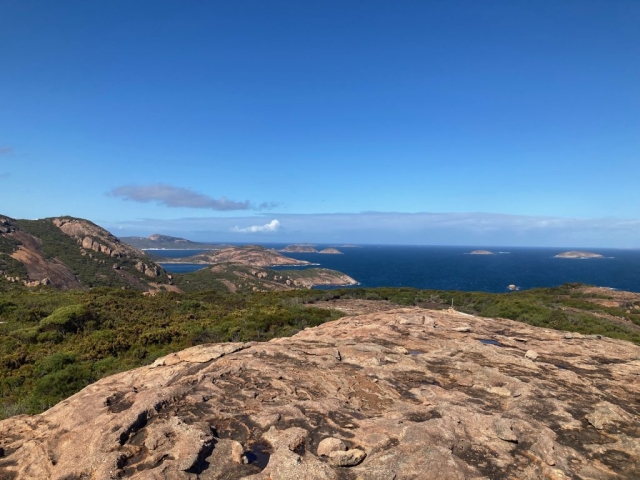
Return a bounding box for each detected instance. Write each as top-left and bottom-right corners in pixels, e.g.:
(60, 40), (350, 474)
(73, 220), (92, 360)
(585, 401), (630, 430)
(317, 437), (347, 456)
(524, 349), (539, 361)
(453, 326), (471, 332)
(493, 418), (518, 443)
(328, 448), (366, 466)
(1, 307), (639, 479)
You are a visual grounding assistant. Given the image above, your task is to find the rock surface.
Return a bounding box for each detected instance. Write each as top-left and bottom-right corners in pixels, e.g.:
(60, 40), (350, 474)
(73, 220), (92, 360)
(1, 308), (639, 479)
(53, 217), (144, 259)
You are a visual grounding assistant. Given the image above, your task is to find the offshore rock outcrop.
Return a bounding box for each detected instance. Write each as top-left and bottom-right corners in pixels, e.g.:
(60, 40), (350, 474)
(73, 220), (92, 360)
(554, 251), (604, 259)
(1, 308), (639, 479)
(319, 248), (343, 255)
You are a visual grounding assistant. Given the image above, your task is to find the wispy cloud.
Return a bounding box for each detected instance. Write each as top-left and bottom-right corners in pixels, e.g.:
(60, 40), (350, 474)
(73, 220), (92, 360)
(107, 183), (275, 211)
(0, 147), (13, 155)
(231, 219), (281, 233)
(0, 172), (9, 179)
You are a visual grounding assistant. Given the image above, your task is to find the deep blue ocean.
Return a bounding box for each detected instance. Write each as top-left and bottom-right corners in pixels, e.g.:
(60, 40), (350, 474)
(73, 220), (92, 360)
(154, 246), (640, 293)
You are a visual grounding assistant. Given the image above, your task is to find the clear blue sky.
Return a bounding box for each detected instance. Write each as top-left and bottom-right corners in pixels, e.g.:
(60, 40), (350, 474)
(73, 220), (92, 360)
(1, 1), (639, 246)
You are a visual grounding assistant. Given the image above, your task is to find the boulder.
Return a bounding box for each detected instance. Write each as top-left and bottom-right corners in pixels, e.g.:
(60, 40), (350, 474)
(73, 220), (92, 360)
(317, 437), (347, 456)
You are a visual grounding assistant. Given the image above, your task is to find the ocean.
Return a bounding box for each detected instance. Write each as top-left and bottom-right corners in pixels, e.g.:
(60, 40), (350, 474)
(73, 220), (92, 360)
(155, 246), (640, 293)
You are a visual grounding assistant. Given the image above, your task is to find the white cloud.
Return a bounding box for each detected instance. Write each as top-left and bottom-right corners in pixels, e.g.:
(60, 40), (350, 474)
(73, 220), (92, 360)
(231, 219), (281, 233)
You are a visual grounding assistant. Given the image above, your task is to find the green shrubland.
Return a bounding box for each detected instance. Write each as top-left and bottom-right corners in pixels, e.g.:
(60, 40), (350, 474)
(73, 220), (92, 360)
(1, 282), (639, 419)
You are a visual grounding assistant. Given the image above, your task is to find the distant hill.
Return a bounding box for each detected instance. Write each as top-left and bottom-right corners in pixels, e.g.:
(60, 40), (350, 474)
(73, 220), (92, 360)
(280, 244), (319, 253)
(120, 234), (229, 250)
(0, 215), (173, 291)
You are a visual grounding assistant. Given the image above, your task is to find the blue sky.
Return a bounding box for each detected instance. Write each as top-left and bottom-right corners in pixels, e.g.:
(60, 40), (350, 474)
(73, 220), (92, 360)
(1, 1), (639, 246)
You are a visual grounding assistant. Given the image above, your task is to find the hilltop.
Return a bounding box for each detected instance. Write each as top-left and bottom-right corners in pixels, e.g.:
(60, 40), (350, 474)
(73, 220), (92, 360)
(0, 215), (173, 291)
(1, 305), (638, 479)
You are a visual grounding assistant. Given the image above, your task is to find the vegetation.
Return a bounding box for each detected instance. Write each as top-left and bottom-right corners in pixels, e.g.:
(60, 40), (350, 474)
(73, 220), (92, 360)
(1, 281), (640, 419)
(0, 286), (341, 417)
(0, 231), (28, 278)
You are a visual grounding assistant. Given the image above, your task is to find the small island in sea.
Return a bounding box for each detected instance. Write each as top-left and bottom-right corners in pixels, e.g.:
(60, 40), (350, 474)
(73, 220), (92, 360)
(469, 250), (494, 255)
(319, 248), (343, 254)
(280, 244), (318, 253)
(554, 251), (604, 259)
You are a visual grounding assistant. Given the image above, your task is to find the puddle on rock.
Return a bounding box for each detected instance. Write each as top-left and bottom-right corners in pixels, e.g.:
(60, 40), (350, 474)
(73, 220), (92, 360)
(408, 350), (423, 356)
(479, 339), (504, 347)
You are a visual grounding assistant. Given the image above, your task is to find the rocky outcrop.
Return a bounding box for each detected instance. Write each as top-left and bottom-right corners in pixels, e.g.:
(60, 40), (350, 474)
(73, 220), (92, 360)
(1, 308), (639, 479)
(53, 217), (144, 259)
(135, 261), (162, 278)
(0, 217), (16, 234)
(554, 251), (604, 259)
(469, 250), (494, 255)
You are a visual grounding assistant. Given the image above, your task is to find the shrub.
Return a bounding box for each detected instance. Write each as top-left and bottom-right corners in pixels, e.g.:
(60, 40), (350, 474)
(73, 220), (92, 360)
(39, 305), (91, 334)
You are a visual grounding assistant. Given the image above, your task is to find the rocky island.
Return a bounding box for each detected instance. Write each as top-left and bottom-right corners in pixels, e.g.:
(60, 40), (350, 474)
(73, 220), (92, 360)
(469, 250), (494, 255)
(1, 306), (638, 479)
(554, 251), (604, 259)
(318, 248), (343, 254)
(280, 245), (319, 253)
